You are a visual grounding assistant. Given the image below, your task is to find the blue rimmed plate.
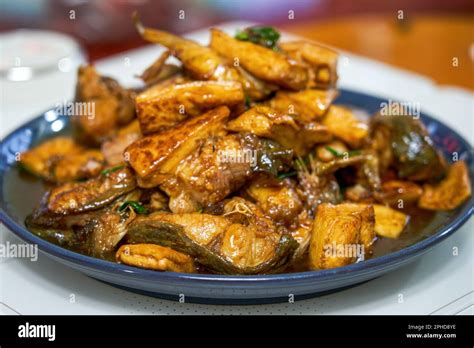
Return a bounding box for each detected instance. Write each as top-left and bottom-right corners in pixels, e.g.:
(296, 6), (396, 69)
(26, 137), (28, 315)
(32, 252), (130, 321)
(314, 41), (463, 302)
(1, 89), (473, 304)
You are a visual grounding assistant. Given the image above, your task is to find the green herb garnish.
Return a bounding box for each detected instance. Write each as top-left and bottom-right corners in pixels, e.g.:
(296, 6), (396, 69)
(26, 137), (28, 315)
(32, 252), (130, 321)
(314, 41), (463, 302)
(244, 95), (251, 108)
(277, 171), (297, 180)
(118, 201), (148, 214)
(101, 165), (125, 176)
(235, 26), (280, 49)
(325, 146), (361, 158)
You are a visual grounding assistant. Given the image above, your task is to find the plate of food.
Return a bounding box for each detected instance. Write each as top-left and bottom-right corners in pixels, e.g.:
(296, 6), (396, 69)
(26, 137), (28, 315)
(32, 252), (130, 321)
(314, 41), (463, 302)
(1, 15), (472, 304)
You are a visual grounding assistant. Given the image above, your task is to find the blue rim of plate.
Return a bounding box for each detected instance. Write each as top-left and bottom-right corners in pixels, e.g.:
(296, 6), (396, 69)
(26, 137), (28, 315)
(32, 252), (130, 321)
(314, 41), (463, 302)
(1, 88), (473, 286)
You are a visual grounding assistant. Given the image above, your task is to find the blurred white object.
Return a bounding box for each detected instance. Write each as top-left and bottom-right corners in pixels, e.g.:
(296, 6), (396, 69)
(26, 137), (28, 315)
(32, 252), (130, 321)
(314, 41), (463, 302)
(0, 29), (86, 135)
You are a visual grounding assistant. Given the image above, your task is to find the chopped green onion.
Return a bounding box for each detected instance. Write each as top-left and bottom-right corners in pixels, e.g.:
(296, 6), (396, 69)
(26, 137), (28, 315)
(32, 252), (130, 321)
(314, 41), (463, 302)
(277, 171), (297, 180)
(118, 201), (148, 214)
(235, 26), (280, 49)
(325, 146), (361, 158)
(101, 165), (125, 176)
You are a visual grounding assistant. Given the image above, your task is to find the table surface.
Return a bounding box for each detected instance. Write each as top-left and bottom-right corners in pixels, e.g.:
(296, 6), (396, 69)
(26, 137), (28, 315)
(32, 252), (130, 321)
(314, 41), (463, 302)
(0, 21), (473, 315)
(281, 14), (474, 90)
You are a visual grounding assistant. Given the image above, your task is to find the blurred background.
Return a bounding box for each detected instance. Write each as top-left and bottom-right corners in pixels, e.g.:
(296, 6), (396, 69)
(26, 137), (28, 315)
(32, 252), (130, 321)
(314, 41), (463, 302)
(0, 0), (473, 89)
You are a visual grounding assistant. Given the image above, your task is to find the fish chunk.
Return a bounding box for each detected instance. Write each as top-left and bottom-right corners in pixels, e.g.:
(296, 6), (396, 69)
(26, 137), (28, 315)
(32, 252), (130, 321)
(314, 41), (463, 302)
(210, 28), (309, 90)
(419, 160), (471, 210)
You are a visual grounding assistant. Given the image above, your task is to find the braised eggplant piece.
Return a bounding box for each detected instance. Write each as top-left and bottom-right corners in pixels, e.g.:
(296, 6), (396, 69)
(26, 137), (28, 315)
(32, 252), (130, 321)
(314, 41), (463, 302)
(21, 19), (472, 275)
(370, 114), (446, 181)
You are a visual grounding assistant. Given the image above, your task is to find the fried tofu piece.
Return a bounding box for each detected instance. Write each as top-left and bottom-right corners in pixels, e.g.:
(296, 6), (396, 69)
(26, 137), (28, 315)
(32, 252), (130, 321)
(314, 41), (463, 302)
(310, 203), (374, 269)
(73, 65), (135, 145)
(210, 29), (309, 90)
(136, 81), (244, 134)
(280, 41), (338, 89)
(116, 244), (195, 273)
(419, 161), (471, 210)
(322, 105), (369, 148)
(269, 89), (338, 124)
(372, 204), (408, 239)
(19, 137), (83, 179)
(52, 150), (104, 182)
(125, 106), (229, 188)
(227, 106), (332, 156)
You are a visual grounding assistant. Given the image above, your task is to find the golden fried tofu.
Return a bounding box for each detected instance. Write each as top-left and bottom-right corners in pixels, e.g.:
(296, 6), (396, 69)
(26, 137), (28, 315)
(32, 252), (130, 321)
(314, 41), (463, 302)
(322, 105), (369, 148)
(116, 244), (195, 273)
(52, 150), (104, 182)
(419, 160), (471, 210)
(269, 89), (338, 124)
(210, 29), (309, 90)
(19, 137), (83, 180)
(125, 106), (230, 188)
(309, 203), (375, 269)
(136, 80), (244, 134)
(227, 106), (332, 155)
(372, 204), (408, 239)
(280, 41), (338, 89)
(73, 65), (135, 145)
